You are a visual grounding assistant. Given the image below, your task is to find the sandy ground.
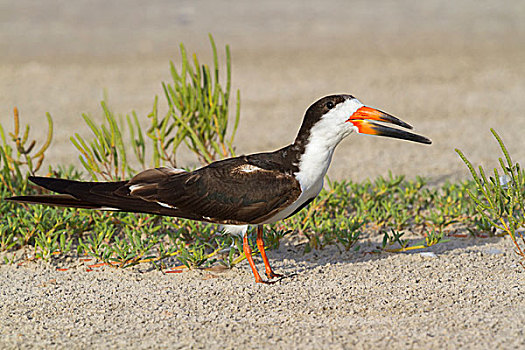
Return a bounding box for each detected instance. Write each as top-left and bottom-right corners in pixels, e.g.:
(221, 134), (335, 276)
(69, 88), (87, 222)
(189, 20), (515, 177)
(1, 237), (524, 349)
(1, 0), (525, 349)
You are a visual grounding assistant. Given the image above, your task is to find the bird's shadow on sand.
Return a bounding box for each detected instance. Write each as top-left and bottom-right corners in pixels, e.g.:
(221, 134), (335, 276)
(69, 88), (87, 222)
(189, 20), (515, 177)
(265, 234), (506, 276)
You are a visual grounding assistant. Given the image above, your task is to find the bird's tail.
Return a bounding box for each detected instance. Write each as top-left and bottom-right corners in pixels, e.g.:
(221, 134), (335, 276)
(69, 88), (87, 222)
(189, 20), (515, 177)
(5, 194), (102, 209)
(5, 176), (127, 210)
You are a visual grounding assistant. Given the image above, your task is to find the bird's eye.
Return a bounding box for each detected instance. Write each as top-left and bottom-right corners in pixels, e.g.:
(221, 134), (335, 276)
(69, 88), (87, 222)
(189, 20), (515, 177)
(326, 101), (335, 109)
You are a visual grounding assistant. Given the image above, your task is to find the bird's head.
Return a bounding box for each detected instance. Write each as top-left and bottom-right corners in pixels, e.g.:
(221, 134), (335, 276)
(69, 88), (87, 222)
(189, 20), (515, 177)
(295, 95), (432, 147)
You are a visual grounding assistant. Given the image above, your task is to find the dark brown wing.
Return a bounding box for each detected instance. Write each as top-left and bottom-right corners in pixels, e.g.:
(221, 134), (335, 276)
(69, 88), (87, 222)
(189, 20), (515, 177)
(8, 156), (302, 225)
(119, 158), (302, 224)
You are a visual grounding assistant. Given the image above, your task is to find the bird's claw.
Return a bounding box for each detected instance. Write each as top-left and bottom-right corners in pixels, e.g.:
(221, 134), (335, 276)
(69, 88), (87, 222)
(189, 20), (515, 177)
(266, 271), (284, 279)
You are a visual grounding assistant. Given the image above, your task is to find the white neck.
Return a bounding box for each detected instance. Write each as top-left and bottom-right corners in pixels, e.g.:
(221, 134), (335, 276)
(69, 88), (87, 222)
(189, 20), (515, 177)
(295, 116), (350, 191)
(295, 136), (335, 189)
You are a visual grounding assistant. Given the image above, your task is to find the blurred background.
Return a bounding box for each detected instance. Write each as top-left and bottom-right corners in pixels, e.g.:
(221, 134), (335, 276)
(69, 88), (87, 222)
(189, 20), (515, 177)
(1, 0), (524, 182)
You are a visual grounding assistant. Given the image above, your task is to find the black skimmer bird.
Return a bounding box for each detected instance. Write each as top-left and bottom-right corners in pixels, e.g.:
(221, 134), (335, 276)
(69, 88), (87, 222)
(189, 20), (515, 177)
(6, 94), (431, 283)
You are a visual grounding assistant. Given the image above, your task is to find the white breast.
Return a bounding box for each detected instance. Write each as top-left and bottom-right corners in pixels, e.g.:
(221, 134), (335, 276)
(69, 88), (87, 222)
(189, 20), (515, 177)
(262, 175), (324, 224)
(262, 127), (336, 224)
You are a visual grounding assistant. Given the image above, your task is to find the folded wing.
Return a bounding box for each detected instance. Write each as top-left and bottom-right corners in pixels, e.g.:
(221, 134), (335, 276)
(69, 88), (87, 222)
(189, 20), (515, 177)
(6, 158), (302, 225)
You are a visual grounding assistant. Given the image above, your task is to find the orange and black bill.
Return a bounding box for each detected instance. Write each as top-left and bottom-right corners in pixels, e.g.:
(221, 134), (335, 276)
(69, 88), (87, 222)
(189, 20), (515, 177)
(348, 106), (432, 145)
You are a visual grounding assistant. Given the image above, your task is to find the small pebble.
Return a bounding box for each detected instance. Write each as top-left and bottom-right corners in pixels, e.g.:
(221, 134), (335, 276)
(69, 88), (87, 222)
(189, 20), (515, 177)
(485, 248), (504, 255)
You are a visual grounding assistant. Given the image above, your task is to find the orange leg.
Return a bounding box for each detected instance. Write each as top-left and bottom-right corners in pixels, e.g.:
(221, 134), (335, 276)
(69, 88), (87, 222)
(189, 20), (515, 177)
(256, 225), (283, 279)
(243, 232), (264, 283)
